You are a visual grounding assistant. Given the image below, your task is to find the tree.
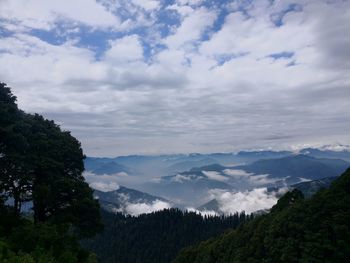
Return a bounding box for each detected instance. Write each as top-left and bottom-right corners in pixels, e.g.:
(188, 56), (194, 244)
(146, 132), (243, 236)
(0, 82), (101, 237)
(1, 82), (101, 262)
(0, 82), (32, 215)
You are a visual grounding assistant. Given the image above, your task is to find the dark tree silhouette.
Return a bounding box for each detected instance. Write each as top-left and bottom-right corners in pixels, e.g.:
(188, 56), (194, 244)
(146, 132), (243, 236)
(0, 82), (102, 262)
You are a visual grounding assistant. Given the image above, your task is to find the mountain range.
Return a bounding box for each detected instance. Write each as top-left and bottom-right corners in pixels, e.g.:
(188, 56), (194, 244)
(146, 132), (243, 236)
(84, 147), (350, 177)
(142, 154), (349, 207)
(84, 147), (350, 213)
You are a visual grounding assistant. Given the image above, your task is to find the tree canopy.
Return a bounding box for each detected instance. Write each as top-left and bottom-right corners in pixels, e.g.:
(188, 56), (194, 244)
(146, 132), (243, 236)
(0, 82), (102, 262)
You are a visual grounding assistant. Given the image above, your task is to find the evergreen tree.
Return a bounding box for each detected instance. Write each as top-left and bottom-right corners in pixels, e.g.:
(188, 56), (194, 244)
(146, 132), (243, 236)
(0, 82), (102, 261)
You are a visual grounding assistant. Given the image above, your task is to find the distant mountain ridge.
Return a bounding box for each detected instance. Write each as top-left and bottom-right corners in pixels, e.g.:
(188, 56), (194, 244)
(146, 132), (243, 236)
(85, 147), (350, 177)
(234, 154), (349, 184)
(86, 149), (350, 209)
(158, 154), (349, 209)
(300, 147), (350, 161)
(93, 186), (170, 215)
(85, 157), (130, 175)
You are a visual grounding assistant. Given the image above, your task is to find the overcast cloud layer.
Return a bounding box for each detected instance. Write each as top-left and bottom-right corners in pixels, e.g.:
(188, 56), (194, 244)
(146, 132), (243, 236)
(0, 0), (349, 156)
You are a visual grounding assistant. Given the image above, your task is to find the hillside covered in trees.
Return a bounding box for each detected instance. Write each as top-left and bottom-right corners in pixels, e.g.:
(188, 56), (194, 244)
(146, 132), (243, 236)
(0, 82), (102, 262)
(83, 208), (252, 263)
(173, 168), (350, 263)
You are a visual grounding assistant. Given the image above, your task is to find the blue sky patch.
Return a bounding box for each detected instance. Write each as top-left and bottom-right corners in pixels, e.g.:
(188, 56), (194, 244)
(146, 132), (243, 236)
(268, 51), (294, 60)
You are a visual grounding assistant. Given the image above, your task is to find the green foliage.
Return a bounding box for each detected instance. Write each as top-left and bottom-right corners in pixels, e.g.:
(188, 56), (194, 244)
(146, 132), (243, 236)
(173, 168), (350, 263)
(0, 83), (101, 262)
(0, 208), (98, 263)
(83, 208), (253, 263)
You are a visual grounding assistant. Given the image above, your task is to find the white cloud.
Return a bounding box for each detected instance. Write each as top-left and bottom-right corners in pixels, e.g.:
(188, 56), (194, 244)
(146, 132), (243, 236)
(115, 171), (129, 177)
(291, 143), (350, 153)
(223, 169), (279, 185)
(202, 171), (228, 182)
(0, 0), (349, 157)
(105, 35), (144, 63)
(150, 177), (163, 183)
(83, 172), (120, 192)
(0, 0), (120, 31)
(164, 7), (217, 49)
(187, 208), (218, 217)
(132, 0), (160, 11)
(125, 200), (171, 216)
(298, 177), (311, 183)
(167, 4), (194, 17)
(210, 188), (281, 214)
(90, 181), (119, 192)
(0, 34), (106, 86)
(223, 169), (254, 178)
(319, 144), (350, 152)
(250, 174), (279, 185)
(171, 174), (193, 183)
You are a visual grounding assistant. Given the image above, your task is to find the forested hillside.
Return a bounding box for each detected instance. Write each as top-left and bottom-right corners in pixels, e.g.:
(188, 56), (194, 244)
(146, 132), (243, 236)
(0, 82), (102, 262)
(173, 168), (350, 263)
(83, 208), (253, 263)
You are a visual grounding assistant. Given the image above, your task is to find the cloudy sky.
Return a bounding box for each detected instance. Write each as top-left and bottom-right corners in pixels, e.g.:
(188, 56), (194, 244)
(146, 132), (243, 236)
(0, 0), (349, 156)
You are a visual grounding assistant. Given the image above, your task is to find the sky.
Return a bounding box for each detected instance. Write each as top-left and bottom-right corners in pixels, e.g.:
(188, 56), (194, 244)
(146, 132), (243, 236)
(0, 0), (349, 157)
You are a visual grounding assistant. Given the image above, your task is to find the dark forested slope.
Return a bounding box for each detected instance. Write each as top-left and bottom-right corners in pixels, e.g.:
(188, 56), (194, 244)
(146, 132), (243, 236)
(83, 208), (253, 263)
(173, 167), (350, 263)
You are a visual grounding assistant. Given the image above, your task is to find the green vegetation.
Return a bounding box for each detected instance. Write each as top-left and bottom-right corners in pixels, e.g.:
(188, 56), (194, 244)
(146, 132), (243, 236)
(173, 168), (350, 263)
(0, 82), (102, 262)
(83, 208), (253, 263)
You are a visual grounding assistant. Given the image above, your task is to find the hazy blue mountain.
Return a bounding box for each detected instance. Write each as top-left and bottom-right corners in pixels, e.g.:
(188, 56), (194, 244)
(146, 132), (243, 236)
(161, 154), (349, 190)
(114, 155), (169, 166)
(84, 157), (115, 171)
(84, 148), (350, 178)
(300, 147), (350, 161)
(84, 157), (132, 175)
(113, 155), (188, 177)
(93, 186), (169, 214)
(189, 163), (227, 172)
(92, 161), (130, 175)
(143, 154), (349, 208)
(144, 167), (232, 207)
(84, 149), (350, 208)
(166, 158), (218, 173)
(235, 150), (292, 163)
(235, 154), (349, 184)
